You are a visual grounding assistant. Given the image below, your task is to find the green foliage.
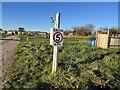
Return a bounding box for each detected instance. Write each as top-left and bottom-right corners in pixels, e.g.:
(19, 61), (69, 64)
(2, 35), (120, 89)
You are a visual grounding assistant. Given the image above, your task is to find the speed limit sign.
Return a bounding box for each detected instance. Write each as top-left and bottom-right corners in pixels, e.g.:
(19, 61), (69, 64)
(53, 32), (63, 43)
(50, 28), (64, 46)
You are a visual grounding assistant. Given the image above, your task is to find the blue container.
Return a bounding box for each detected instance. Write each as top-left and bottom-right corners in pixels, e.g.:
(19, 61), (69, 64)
(90, 40), (96, 46)
(46, 35), (50, 39)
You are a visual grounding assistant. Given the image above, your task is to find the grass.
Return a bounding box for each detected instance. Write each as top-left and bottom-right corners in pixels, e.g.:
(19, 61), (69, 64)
(2, 35), (120, 89)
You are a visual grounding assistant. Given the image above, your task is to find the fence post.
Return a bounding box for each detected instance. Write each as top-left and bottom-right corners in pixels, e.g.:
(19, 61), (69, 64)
(106, 29), (109, 49)
(96, 30), (98, 47)
(27, 37), (29, 41)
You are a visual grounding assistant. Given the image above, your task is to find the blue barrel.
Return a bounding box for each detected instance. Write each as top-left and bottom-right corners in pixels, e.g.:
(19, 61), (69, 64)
(46, 35), (50, 39)
(90, 40), (96, 46)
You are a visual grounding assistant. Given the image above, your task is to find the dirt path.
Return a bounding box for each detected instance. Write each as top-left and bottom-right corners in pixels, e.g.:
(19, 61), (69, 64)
(0, 36), (20, 87)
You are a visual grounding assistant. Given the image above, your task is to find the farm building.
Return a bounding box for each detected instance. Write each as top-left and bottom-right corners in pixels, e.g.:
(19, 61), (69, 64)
(7, 31), (13, 35)
(0, 29), (7, 34)
(68, 33), (73, 37)
(38, 32), (47, 37)
(7, 30), (18, 35)
(27, 31), (35, 36)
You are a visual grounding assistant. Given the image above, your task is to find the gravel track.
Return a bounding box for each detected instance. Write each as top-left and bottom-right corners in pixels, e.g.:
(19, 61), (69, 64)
(0, 36), (20, 87)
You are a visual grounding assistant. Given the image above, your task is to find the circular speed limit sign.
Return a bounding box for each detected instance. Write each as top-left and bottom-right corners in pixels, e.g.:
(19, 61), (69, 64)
(53, 32), (63, 43)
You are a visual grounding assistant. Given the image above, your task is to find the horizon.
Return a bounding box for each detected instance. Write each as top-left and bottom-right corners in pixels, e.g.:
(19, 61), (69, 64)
(2, 2), (118, 32)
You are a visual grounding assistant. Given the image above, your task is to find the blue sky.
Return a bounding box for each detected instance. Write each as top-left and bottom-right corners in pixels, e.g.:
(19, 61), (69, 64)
(0, 2), (2, 28)
(2, 2), (118, 32)
(2, 0), (120, 2)
(118, 2), (120, 28)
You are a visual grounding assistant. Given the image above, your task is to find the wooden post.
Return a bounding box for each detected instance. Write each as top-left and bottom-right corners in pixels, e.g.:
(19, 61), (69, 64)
(96, 30), (98, 47)
(52, 12), (60, 74)
(27, 37), (29, 41)
(106, 29), (109, 49)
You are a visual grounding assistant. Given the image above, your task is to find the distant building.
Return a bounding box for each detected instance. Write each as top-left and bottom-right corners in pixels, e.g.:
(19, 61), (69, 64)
(7, 30), (14, 35)
(27, 31), (35, 36)
(7, 30), (18, 35)
(68, 33), (73, 37)
(38, 32), (47, 37)
(0, 29), (7, 34)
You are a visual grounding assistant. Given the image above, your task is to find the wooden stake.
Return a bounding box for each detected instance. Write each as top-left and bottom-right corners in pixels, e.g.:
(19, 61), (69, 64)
(27, 37), (29, 41)
(52, 12), (60, 74)
(106, 29), (109, 49)
(96, 30), (98, 47)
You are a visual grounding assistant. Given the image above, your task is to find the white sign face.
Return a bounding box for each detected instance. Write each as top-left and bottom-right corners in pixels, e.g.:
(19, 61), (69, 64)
(50, 28), (64, 46)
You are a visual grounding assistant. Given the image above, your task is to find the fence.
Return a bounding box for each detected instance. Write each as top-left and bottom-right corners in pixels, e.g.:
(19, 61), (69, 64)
(96, 30), (120, 49)
(109, 34), (120, 48)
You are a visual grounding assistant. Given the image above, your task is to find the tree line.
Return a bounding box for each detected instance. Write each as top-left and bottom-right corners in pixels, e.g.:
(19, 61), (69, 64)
(64, 24), (119, 36)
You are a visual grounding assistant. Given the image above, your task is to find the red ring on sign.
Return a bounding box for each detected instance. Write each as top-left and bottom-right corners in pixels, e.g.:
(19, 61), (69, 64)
(53, 32), (63, 43)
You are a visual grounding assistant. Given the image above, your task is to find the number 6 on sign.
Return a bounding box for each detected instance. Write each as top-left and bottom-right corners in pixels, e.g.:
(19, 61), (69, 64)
(50, 28), (64, 46)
